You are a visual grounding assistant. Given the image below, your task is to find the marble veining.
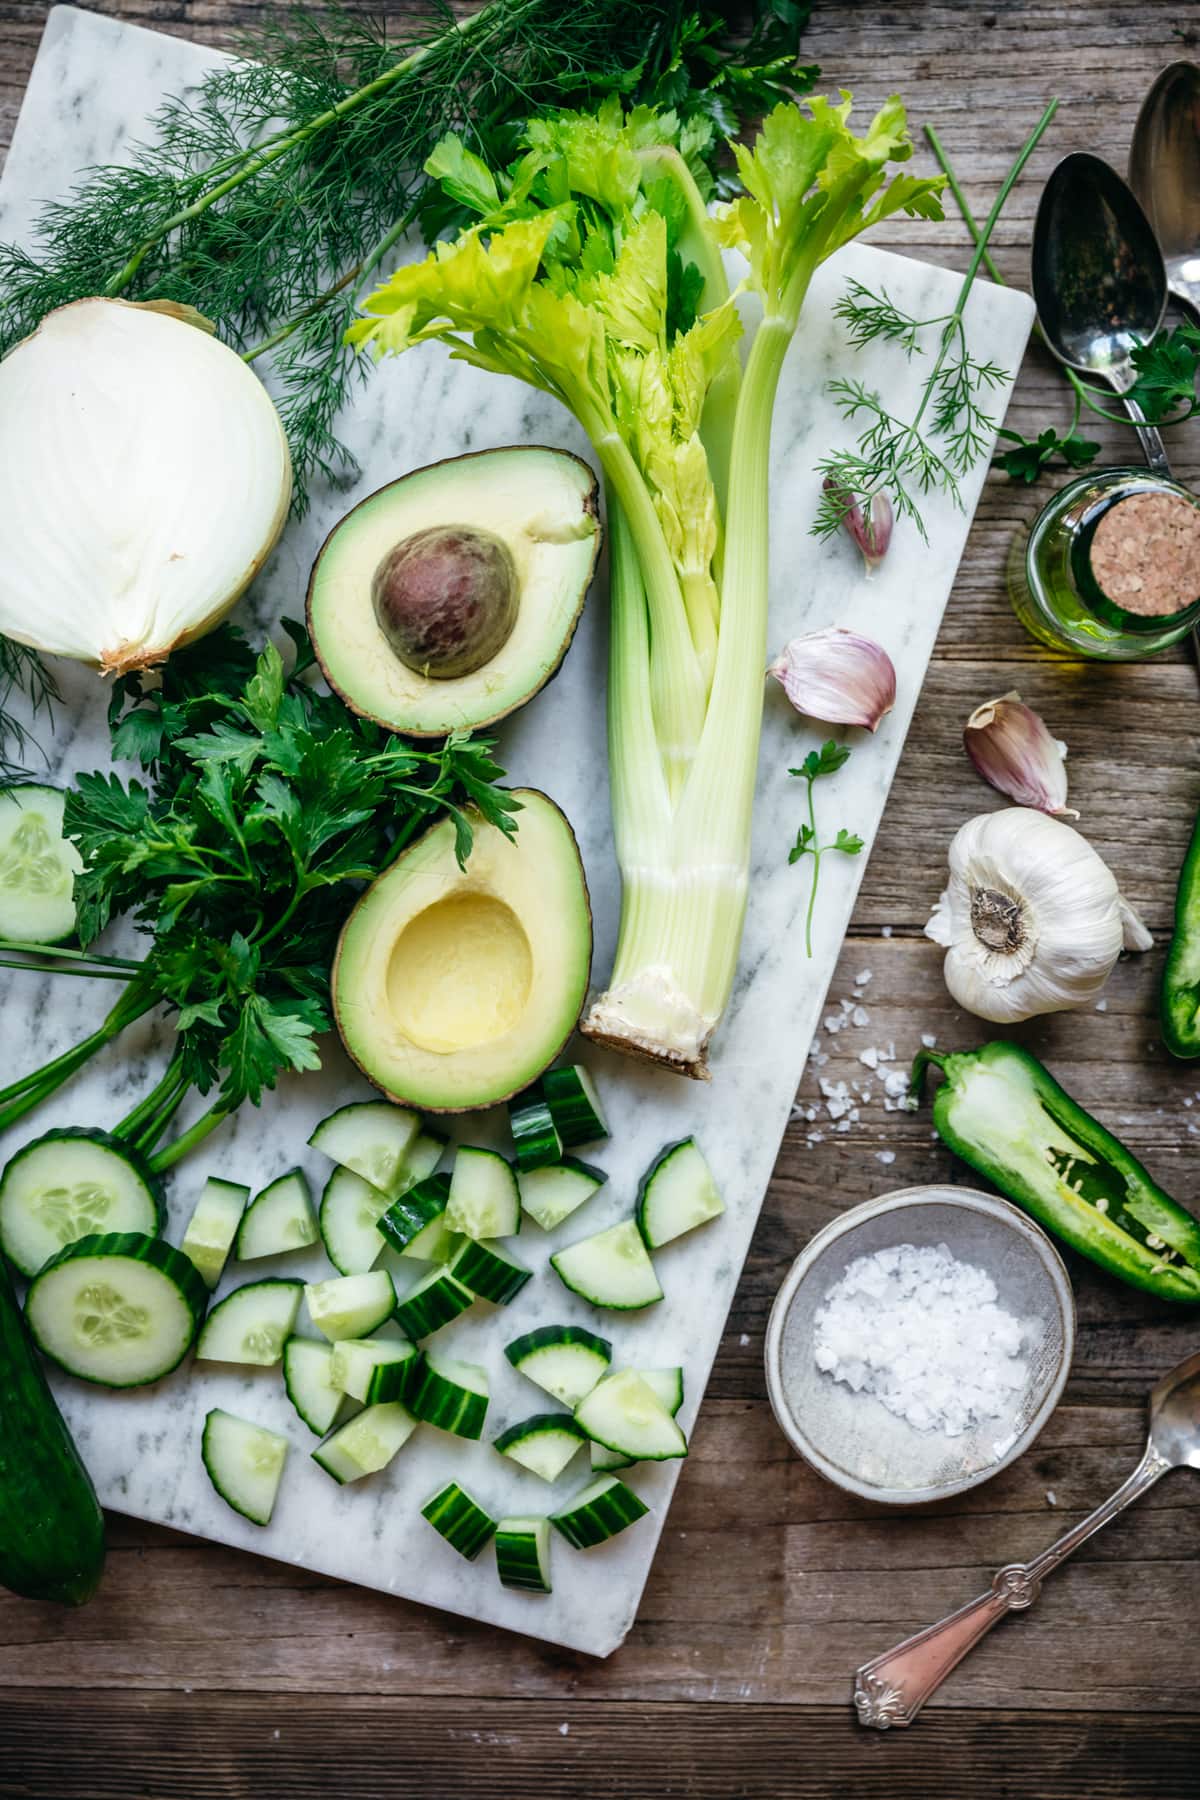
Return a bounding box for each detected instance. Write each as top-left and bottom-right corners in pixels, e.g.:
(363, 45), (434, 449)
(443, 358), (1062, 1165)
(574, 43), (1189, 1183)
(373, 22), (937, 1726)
(0, 7), (1035, 1656)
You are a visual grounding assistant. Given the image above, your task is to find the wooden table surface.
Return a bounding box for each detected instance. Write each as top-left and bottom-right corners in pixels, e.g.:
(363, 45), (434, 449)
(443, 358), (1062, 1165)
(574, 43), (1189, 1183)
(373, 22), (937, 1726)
(2, 3), (1199, 1795)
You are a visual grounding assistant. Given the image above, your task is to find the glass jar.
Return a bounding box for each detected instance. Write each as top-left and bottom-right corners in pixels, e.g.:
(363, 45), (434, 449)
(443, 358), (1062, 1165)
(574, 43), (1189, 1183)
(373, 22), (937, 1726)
(1008, 467), (1200, 659)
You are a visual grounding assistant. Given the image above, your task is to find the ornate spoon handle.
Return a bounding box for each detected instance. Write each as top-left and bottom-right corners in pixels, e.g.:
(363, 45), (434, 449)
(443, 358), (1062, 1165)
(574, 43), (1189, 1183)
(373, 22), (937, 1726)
(852, 1444), (1172, 1729)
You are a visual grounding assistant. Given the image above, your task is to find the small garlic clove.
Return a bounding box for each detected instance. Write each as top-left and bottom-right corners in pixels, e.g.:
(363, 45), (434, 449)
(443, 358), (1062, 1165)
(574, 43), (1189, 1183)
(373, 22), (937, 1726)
(963, 691), (1077, 818)
(822, 477), (893, 570)
(1118, 894), (1154, 953)
(767, 626), (896, 732)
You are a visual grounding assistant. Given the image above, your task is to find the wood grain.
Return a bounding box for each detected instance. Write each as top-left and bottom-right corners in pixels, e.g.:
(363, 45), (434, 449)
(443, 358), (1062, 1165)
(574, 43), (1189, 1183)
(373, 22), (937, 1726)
(1, 1), (1198, 1792)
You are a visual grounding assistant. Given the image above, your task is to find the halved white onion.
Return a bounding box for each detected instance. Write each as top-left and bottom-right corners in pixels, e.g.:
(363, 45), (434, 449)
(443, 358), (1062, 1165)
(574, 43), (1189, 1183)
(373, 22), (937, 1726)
(0, 298), (292, 674)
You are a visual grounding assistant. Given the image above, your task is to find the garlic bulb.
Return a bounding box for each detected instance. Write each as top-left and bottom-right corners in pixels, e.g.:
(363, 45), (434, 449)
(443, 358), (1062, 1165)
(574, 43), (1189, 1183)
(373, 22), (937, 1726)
(964, 691), (1076, 817)
(925, 808), (1151, 1022)
(767, 626), (896, 731)
(0, 299), (291, 674)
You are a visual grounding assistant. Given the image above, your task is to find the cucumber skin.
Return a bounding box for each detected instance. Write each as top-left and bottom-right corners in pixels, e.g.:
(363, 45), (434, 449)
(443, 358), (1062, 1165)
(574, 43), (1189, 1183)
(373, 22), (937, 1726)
(0, 1253), (105, 1606)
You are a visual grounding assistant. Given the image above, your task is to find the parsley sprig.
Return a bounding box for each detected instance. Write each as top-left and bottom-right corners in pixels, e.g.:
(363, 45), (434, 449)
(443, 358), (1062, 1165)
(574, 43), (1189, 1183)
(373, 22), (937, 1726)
(787, 741), (863, 957)
(0, 623), (518, 1166)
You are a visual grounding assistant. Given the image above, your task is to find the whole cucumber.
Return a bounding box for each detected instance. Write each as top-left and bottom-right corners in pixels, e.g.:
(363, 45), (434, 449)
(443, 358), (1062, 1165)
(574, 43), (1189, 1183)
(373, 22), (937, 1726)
(0, 1252), (105, 1605)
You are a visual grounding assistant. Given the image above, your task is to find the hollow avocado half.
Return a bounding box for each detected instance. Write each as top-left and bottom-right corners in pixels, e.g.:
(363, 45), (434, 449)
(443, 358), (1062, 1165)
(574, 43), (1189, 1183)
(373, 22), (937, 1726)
(307, 446), (600, 737)
(332, 789), (592, 1112)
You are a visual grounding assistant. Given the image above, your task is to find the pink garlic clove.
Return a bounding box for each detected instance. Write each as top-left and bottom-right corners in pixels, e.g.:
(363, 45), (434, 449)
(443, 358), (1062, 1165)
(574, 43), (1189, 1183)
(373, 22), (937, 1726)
(964, 691), (1077, 818)
(822, 477), (893, 571)
(767, 626), (897, 732)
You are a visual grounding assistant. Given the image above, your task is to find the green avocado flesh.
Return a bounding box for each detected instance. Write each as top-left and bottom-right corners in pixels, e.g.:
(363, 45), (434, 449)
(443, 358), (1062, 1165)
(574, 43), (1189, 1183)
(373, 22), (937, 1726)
(307, 446), (599, 736)
(333, 790), (592, 1112)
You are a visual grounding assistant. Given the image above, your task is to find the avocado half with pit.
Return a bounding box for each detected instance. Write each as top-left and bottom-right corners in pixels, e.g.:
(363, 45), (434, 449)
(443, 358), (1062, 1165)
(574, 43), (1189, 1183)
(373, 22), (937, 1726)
(307, 447), (600, 737)
(333, 790), (592, 1112)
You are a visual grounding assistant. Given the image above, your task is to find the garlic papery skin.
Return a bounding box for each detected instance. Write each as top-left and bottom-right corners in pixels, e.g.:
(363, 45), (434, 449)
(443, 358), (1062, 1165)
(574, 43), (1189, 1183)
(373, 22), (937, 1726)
(0, 298), (292, 674)
(924, 807), (1149, 1023)
(767, 626), (896, 732)
(821, 477), (893, 570)
(964, 691), (1077, 817)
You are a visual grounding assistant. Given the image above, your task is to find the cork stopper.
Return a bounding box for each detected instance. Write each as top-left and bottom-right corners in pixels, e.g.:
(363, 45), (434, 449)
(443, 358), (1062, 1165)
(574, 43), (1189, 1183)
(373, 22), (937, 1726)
(1088, 490), (1200, 618)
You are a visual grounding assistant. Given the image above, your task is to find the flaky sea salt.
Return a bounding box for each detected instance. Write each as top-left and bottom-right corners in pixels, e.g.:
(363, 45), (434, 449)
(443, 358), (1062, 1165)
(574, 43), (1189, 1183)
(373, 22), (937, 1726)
(813, 1243), (1029, 1438)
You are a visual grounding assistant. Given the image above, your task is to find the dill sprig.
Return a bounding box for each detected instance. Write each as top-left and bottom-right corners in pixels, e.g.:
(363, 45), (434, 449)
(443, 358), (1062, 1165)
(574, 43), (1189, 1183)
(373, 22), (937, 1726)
(1, 1), (815, 514)
(814, 99), (1059, 543)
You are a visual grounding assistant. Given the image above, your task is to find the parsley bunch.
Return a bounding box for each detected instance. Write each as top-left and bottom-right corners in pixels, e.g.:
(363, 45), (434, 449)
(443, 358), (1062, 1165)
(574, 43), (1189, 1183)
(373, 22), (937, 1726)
(0, 624), (517, 1167)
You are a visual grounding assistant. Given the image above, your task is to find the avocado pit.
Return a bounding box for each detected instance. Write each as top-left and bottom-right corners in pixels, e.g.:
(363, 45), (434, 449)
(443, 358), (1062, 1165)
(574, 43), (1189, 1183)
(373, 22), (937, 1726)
(371, 523), (517, 679)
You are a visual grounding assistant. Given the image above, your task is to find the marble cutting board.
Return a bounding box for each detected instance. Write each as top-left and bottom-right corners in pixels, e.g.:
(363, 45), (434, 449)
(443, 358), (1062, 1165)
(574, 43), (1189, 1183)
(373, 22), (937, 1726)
(0, 6), (1035, 1657)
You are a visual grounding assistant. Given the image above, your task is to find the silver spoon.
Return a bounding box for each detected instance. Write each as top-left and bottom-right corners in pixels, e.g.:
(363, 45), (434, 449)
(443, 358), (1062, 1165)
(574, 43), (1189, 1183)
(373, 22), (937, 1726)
(1031, 151), (1171, 476)
(853, 1348), (1200, 1728)
(1129, 61), (1200, 323)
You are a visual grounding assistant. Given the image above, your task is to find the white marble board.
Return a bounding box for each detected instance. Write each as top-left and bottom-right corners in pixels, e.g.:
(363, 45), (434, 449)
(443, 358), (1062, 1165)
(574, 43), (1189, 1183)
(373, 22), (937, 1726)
(0, 6), (1035, 1656)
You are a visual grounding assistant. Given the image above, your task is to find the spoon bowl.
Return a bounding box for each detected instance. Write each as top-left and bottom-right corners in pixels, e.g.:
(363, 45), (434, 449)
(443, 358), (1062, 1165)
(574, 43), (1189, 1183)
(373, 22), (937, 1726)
(1129, 61), (1200, 319)
(1148, 1347), (1200, 1469)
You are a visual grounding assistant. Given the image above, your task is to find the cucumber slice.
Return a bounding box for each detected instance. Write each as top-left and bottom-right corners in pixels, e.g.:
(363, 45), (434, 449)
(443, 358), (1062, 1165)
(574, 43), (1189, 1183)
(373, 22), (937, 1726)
(312, 1401), (417, 1484)
(25, 1232), (206, 1388)
(0, 1128), (163, 1280)
(495, 1516), (552, 1593)
(508, 1093), (562, 1171)
(318, 1166), (390, 1276)
(0, 784), (83, 944)
(635, 1137), (724, 1249)
(445, 1147), (520, 1240)
(393, 1264), (474, 1339)
(180, 1177), (250, 1289)
(493, 1412), (587, 1482)
(305, 1270), (395, 1342)
(404, 1131), (447, 1184)
(590, 1441), (635, 1472)
(308, 1101), (420, 1198)
(329, 1335), (419, 1404)
(504, 1324), (612, 1407)
(282, 1336), (345, 1436)
(201, 1408), (289, 1526)
(550, 1220), (663, 1311)
(447, 1237), (532, 1306)
(235, 1169), (318, 1261)
(542, 1065), (608, 1146)
(421, 1482), (496, 1561)
(411, 1352), (489, 1438)
(196, 1277), (304, 1367)
(640, 1366), (685, 1416)
(574, 1370), (688, 1462)
(399, 1213), (459, 1264)
(550, 1474), (649, 1548)
(377, 1173), (450, 1256)
(518, 1158), (607, 1233)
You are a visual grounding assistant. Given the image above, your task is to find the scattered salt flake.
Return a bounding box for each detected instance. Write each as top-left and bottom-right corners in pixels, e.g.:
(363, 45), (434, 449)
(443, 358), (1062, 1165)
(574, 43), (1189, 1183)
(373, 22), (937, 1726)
(876, 1150), (896, 1166)
(859, 1046), (880, 1070)
(836, 1118), (852, 1133)
(881, 925), (893, 937)
(1186, 1098), (1194, 1109)
(1045, 1490), (1057, 1507)
(559, 1724), (570, 1737)
(921, 1033), (937, 1049)
(739, 1333), (750, 1347)
(806, 1131), (825, 1146)
(823, 1013), (843, 1033)
(855, 969), (873, 987)
(851, 1005), (871, 1028)
(1095, 999), (1108, 1012)
(883, 1070), (910, 1100)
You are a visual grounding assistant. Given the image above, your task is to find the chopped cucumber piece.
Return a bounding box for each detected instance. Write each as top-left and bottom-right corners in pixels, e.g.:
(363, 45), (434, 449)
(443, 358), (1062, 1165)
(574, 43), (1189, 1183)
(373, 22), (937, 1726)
(329, 1335), (419, 1404)
(393, 1263), (474, 1339)
(542, 1065), (608, 1146)
(0, 784), (82, 944)
(550, 1219), (662, 1310)
(312, 1401), (417, 1484)
(508, 1093), (562, 1171)
(308, 1101), (420, 1198)
(25, 1232), (206, 1387)
(445, 1147), (520, 1240)
(518, 1157), (607, 1233)
(504, 1324), (612, 1407)
(550, 1474), (649, 1548)
(493, 1412), (587, 1482)
(180, 1177), (250, 1289)
(201, 1408), (289, 1527)
(318, 1165), (391, 1276)
(639, 1366), (685, 1416)
(282, 1336), (344, 1436)
(0, 1128), (163, 1280)
(421, 1482), (496, 1561)
(305, 1270), (395, 1342)
(235, 1169), (317, 1260)
(590, 1441), (635, 1472)
(400, 1213), (460, 1264)
(377, 1173), (450, 1256)
(447, 1237), (532, 1306)
(404, 1132), (448, 1184)
(575, 1370), (688, 1462)
(411, 1352), (489, 1438)
(196, 1277), (303, 1367)
(635, 1137), (724, 1249)
(495, 1516), (552, 1593)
